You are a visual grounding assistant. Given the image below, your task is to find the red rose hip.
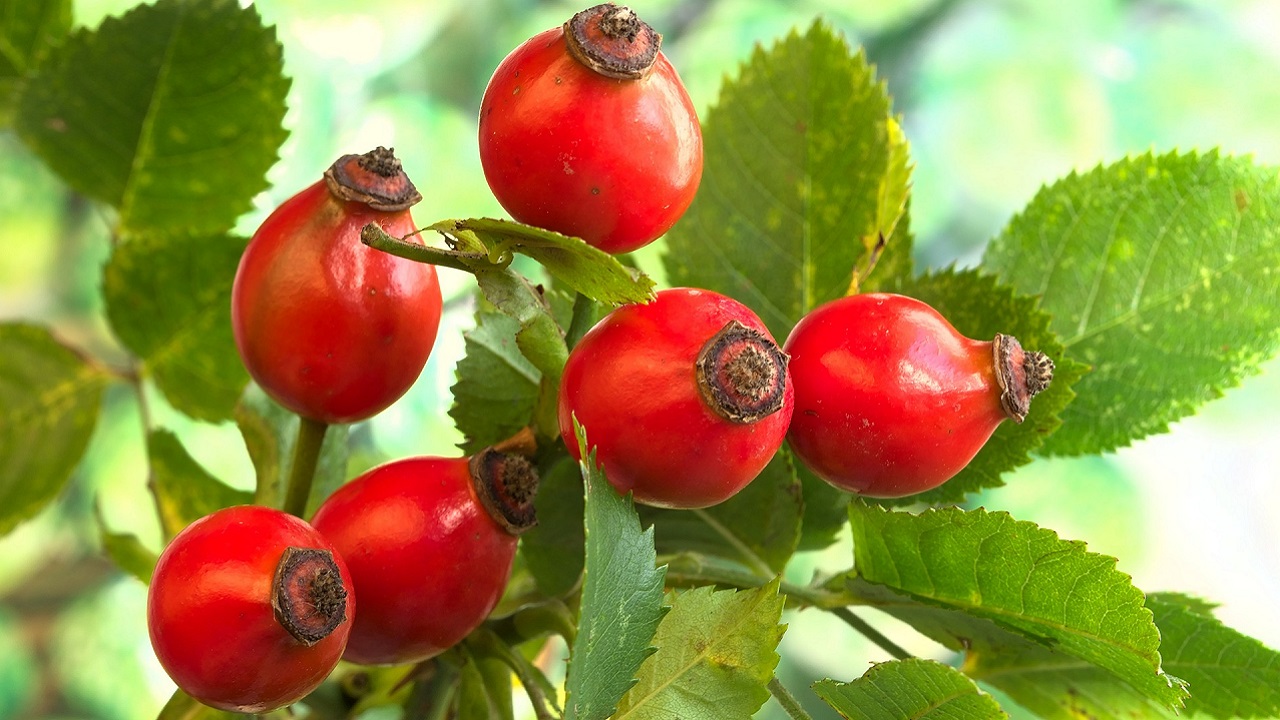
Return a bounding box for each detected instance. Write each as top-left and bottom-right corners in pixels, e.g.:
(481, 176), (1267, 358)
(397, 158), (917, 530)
(558, 287), (793, 509)
(147, 506), (354, 713)
(478, 3), (703, 254)
(232, 147), (443, 424)
(784, 293), (1054, 498)
(309, 450), (538, 666)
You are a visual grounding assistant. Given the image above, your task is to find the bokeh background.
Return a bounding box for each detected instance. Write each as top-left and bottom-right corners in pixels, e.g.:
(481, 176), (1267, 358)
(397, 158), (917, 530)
(2, 0), (1279, 717)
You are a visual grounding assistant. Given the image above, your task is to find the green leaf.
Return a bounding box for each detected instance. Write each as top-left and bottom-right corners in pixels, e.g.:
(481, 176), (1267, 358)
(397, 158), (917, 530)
(858, 590), (1226, 720)
(521, 456), (586, 598)
(564, 419), (667, 720)
(148, 429), (251, 541)
(102, 233), (249, 422)
(957, 594), (1280, 720)
(854, 117), (914, 294)
(14, 0), (289, 236)
(642, 449), (801, 577)
(1153, 591), (1219, 618)
(846, 503), (1189, 712)
(156, 689), (243, 719)
(234, 390), (349, 515)
(0, 0), (71, 127)
(983, 151), (1280, 455)
(953, 593), (1276, 720)
(860, 199), (915, 296)
(449, 309), (541, 455)
(431, 218), (656, 306)
(235, 391), (285, 503)
(473, 266), (569, 438)
(456, 647), (517, 720)
(0, 323), (108, 536)
(796, 460), (852, 552)
(97, 504), (158, 584)
(100, 528), (157, 585)
(614, 581), (786, 719)
(874, 268), (1087, 506)
(814, 658), (1007, 719)
(456, 656), (497, 720)
(663, 21), (902, 340)
(450, 288), (590, 454)
(468, 627), (562, 720)
(964, 631), (1177, 720)
(1148, 592), (1280, 719)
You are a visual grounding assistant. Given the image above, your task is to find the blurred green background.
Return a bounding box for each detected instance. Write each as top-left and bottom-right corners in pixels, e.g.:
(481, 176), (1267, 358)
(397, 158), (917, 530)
(2, 0), (1280, 717)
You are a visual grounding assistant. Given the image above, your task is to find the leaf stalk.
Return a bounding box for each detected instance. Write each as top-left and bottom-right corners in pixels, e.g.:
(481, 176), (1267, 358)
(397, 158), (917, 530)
(832, 607), (912, 660)
(768, 676), (815, 720)
(282, 416), (329, 517)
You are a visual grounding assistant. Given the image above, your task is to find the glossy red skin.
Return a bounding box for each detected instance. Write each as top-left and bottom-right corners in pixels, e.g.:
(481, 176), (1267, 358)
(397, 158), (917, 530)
(558, 288), (793, 509)
(784, 293), (1008, 498)
(309, 456), (518, 665)
(478, 27), (703, 254)
(232, 181), (442, 424)
(147, 506), (354, 713)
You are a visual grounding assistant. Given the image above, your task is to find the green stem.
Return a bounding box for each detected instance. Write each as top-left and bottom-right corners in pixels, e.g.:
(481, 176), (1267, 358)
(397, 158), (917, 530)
(768, 676), (814, 720)
(661, 554), (850, 609)
(127, 364), (171, 537)
(832, 607), (912, 660)
(512, 599), (578, 646)
(468, 629), (561, 720)
(660, 555), (911, 659)
(283, 416), (329, 518)
(406, 661), (460, 720)
(565, 291), (600, 350)
(361, 223), (477, 272)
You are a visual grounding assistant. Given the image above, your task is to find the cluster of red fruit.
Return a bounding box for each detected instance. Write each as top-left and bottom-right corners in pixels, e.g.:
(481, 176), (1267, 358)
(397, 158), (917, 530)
(145, 4), (1053, 713)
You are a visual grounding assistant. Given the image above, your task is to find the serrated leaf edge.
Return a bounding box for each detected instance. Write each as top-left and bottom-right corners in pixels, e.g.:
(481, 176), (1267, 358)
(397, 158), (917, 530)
(850, 503), (1190, 708)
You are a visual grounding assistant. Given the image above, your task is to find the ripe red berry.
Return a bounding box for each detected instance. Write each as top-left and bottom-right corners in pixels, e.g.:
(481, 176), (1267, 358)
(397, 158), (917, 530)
(784, 293), (1055, 498)
(558, 287), (793, 509)
(147, 506), (354, 713)
(232, 147), (442, 424)
(478, 3), (703, 254)
(309, 450), (538, 666)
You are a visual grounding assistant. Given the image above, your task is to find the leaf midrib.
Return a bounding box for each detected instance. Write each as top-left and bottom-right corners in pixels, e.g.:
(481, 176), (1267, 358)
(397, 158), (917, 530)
(2, 365), (107, 428)
(1062, 237), (1271, 349)
(468, 326), (541, 385)
(117, 2), (184, 230)
(689, 508), (775, 578)
(856, 521), (1167, 679)
(1, 0), (63, 73)
(616, 589), (774, 718)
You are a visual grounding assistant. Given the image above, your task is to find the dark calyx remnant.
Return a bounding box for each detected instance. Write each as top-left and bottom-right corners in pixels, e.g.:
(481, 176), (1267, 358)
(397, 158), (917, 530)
(564, 3), (662, 80)
(324, 146), (422, 212)
(272, 546), (349, 646)
(697, 320), (790, 424)
(470, 449), (540, 536)
(993, 333), (1055, 424)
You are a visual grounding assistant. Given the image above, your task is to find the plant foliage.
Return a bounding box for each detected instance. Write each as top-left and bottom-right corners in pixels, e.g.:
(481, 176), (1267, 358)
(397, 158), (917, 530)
(2, 3), (1278, 719)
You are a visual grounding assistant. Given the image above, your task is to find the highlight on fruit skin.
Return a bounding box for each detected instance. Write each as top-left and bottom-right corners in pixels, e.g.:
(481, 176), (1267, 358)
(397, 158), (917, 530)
(783, 292), (1053, 498)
